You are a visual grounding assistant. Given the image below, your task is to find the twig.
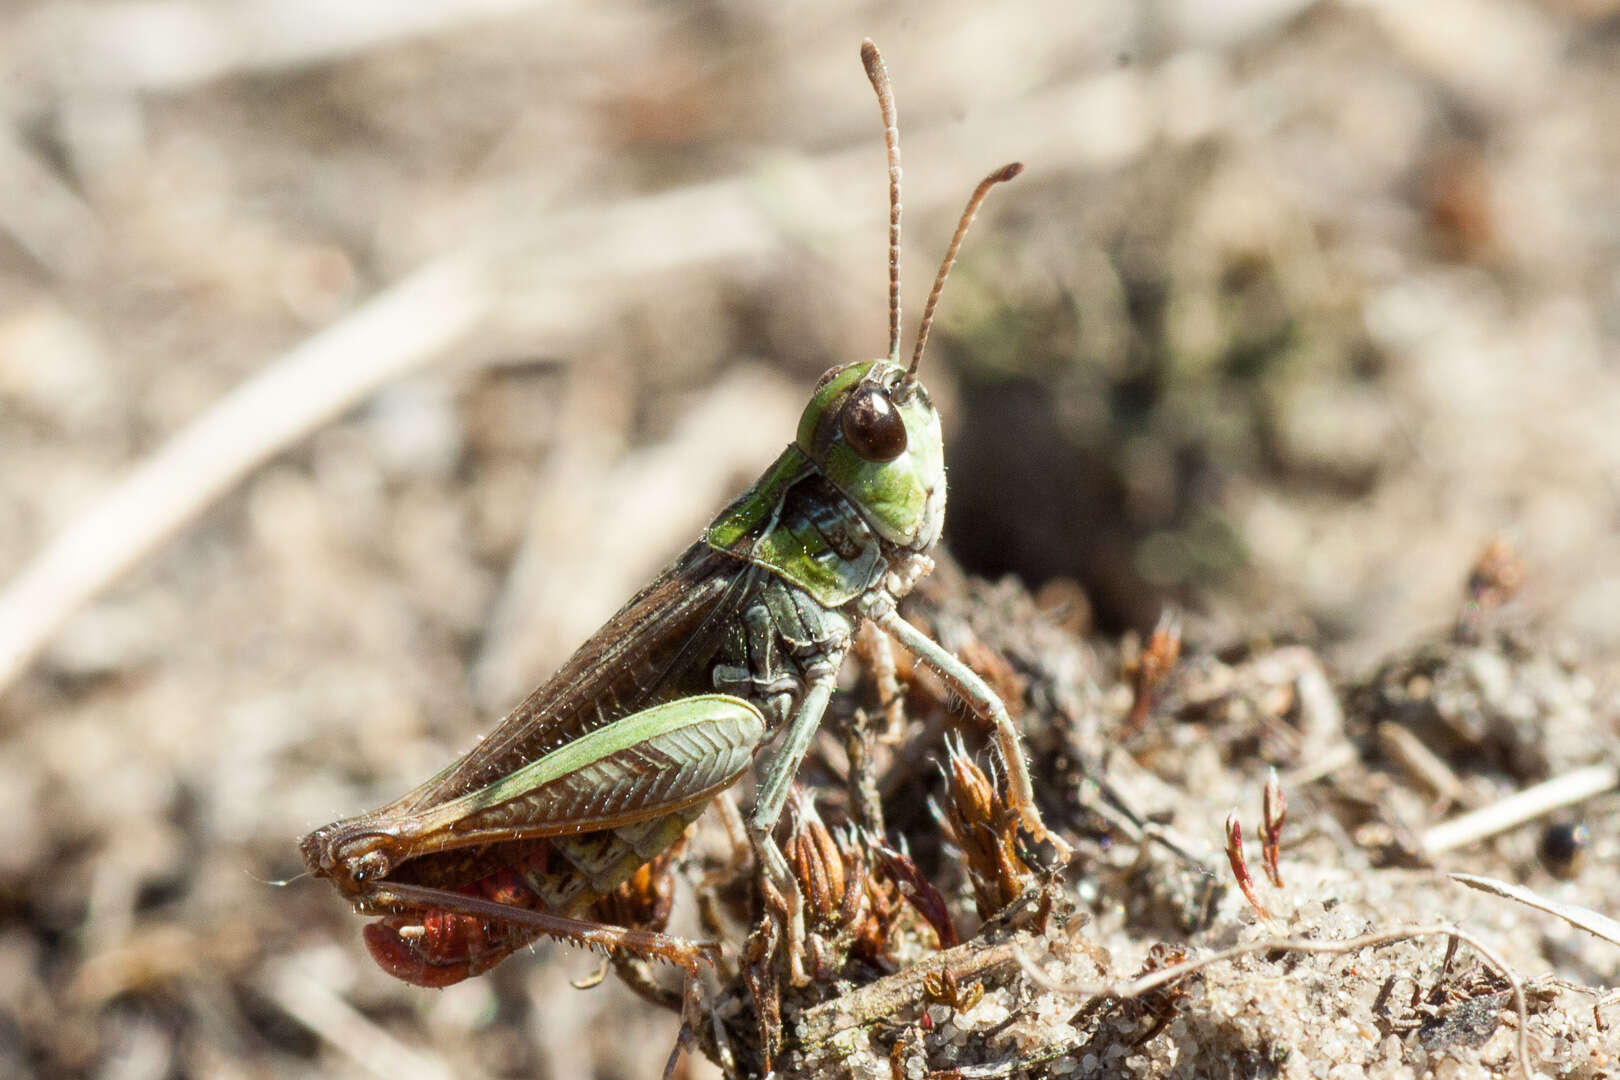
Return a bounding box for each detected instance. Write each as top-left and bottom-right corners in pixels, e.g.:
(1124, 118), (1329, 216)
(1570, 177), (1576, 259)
(792, 937), (1026, 1047)
(1077, 767), (1218, 878)
(1420, 764), (1619, 855)
(0, 255), (490, 697)
(1286, 649), (1345, 752)
(1377, 721), (1471, 810)
(1016, 923), (1534, 1080)
(1451, 872), (1620, 949)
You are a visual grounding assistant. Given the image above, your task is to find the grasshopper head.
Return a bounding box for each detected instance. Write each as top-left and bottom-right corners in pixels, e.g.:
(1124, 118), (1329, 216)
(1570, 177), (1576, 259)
(795, 359), (945, 552)
(300, 821), (397, 901)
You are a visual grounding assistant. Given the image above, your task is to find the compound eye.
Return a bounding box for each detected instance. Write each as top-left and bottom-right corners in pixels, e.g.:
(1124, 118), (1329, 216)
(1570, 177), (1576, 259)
(840, 385), (908, 462)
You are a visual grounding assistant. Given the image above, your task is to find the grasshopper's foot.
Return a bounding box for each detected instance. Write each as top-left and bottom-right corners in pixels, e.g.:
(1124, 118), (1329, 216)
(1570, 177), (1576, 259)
(750, 834), (812, 987)
(783, 906), (810, 987)
(760, 873), (810, 987)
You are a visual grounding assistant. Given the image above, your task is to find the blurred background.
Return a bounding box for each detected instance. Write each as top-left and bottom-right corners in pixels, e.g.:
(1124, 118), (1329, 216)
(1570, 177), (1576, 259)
(2, 1), (1619, 1077)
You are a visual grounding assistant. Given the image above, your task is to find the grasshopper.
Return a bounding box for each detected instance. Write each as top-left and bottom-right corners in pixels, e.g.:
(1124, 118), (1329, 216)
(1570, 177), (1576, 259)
(300, 39), (1065, 993)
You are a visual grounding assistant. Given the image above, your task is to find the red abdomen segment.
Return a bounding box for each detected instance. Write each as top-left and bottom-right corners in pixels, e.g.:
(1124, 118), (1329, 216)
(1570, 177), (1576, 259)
(364, 869), (545, 988)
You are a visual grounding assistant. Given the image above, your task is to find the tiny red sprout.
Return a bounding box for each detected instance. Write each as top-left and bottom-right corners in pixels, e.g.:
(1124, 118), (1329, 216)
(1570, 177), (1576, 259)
(1261, 769), (1287, 888)
(1225, 810), (1271, 921)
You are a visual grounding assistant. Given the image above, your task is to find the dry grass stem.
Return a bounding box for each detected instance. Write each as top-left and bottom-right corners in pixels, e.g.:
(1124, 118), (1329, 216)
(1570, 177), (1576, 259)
(1451, 872), (1620, 950)
(1420, 764), (1619, 855)
(1377, 721), (1472, 811)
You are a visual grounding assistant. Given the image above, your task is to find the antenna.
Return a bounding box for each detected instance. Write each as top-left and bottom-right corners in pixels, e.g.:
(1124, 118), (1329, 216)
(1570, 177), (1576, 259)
(861, 39), (903, 366)
(906, 162), (1023, 382)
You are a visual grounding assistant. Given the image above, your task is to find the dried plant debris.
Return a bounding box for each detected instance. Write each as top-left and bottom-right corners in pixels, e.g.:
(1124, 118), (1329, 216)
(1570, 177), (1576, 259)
(654, 559), (1618, 1079)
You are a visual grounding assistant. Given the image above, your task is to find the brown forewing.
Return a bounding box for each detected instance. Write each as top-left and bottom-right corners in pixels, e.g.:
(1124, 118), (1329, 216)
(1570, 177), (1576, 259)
(381, 540), (762, 818)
